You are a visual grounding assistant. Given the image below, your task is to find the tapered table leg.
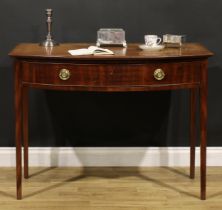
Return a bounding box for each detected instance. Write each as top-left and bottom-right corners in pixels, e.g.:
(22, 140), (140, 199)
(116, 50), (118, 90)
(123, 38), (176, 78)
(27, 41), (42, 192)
(190, 88), (197, 179)
(23, 87), (29, 179)
(15, 61), (22, 199)
(200, 62), (208, 200)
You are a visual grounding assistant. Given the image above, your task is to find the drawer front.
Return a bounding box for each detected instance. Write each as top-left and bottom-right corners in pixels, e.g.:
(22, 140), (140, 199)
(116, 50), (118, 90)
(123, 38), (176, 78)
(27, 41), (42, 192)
(22, 61), (201, 87)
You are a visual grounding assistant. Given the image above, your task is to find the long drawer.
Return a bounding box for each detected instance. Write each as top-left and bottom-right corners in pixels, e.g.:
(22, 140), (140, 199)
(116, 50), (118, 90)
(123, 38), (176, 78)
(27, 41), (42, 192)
(21, 61), (201, 87)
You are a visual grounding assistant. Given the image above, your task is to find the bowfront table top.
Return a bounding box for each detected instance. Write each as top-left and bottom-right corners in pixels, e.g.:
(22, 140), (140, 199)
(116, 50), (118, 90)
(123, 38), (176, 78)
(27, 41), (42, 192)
(9, 43), (212, 60)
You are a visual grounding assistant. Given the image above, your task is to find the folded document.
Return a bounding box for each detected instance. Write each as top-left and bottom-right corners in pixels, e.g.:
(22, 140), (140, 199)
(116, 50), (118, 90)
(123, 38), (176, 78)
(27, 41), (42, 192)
(68, 46), (114, 56)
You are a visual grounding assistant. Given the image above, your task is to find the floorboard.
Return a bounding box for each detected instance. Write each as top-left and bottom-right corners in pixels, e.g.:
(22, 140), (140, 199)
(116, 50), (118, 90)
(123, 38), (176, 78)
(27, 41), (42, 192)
(0, 167), (222, 210)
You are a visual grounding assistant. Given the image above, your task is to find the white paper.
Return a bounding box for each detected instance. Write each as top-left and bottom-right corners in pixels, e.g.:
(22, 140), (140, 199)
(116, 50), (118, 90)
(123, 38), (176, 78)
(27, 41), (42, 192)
(68, 46), (114, 56)
(68, 48), (93, 56)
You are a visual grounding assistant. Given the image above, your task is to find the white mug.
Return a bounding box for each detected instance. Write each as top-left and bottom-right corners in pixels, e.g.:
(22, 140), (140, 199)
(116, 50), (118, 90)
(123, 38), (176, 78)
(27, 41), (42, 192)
(145, 35), (162, 47)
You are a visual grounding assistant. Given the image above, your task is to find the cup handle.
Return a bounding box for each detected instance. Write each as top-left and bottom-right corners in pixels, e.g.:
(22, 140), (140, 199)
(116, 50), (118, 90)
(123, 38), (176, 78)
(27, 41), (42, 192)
(157, 37), (162, 45)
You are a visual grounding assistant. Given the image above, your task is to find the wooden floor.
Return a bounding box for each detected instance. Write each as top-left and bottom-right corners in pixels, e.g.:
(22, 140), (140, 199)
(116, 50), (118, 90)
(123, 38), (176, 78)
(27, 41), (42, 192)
(0, 167), (222, 210)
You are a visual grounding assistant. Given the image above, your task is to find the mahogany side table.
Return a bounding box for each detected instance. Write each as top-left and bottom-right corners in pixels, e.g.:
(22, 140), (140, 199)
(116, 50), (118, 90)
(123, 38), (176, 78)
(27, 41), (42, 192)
(9, 43), (213, 200)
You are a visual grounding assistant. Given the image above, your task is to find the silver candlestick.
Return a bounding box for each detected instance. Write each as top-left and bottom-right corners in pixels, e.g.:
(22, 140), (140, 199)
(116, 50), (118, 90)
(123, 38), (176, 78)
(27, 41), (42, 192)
(41, 9), (58, 47)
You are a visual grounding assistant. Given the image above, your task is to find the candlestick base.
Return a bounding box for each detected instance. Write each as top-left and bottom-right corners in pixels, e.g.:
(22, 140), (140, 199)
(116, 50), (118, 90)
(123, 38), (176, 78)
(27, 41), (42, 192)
(40, 39), (59, 47)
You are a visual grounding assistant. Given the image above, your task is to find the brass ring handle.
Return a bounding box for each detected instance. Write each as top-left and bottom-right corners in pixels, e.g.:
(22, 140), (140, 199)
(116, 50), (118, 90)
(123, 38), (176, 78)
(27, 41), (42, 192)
(153, 69), (165, 81)
(59, 69), (71, 81)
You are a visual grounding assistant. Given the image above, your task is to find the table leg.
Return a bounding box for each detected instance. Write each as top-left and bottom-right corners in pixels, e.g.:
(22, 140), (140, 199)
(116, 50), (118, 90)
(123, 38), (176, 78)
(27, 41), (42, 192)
(15, 61), (22, 200)
(190, 88), (197, 179)
(200, 62), (208, 200)
(23, 87), (29, 179)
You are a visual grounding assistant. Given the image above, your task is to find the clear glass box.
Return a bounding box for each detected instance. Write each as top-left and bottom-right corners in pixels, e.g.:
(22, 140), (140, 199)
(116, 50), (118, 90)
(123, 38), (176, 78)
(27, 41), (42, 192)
(96, 28), (127, 47)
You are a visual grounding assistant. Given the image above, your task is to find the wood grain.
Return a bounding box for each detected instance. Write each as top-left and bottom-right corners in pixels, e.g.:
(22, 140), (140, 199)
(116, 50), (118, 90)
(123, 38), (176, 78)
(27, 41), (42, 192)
(190, 88), (197, 179)
(22, 86), (29, 179)
(21, 61), (201, 89)
(9, 43), (213, 60)
(200, 60), (208, 200)
(14, 60), (22, 200)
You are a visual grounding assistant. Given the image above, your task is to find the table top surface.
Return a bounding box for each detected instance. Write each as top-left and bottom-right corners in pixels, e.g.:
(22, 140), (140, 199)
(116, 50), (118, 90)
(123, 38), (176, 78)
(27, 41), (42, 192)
(9, 43), (213, 60)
